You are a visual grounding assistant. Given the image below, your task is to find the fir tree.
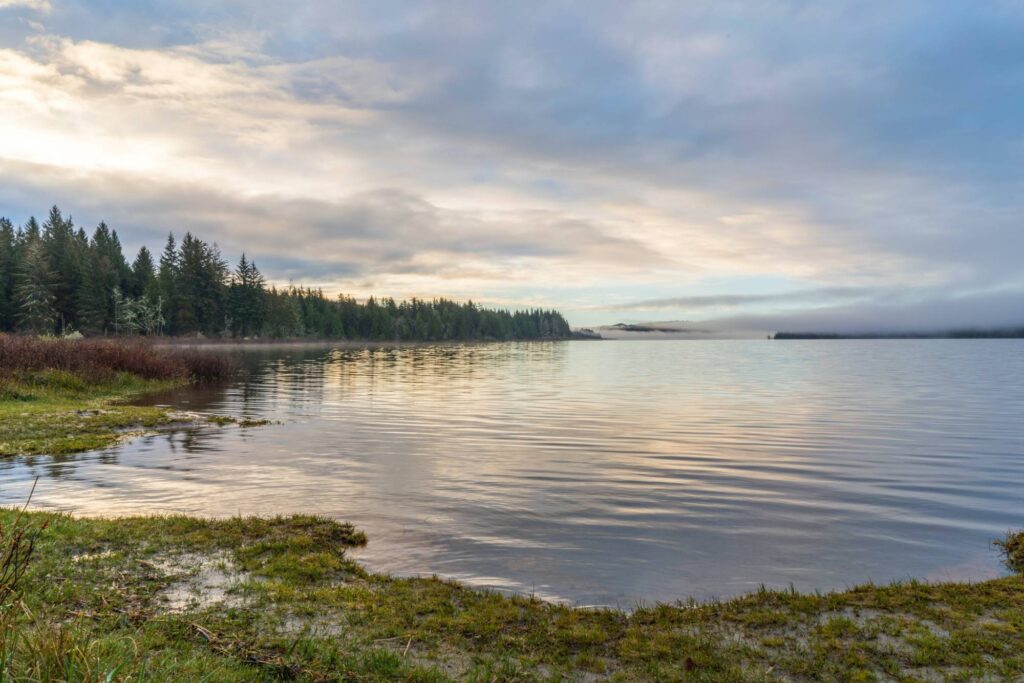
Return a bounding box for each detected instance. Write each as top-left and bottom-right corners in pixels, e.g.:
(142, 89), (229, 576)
(77, 223), (126, 334)
(131, 246), (157, 299)
(41, 205), (85, 332)
(227, 254), (266, 337)
(15, 240), (58, 334)
(0, 218), (17, 331)
(157, 234), (180, 334)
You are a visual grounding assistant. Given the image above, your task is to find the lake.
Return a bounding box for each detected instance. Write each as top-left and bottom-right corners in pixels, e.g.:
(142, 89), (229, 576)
(2, 340), (1022, 606)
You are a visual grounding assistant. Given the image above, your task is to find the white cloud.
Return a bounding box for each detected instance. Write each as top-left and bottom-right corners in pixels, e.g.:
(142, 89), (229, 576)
(0, 0), (50, 12)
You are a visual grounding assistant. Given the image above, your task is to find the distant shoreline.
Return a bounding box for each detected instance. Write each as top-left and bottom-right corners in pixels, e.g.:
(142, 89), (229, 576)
(152, 336), (588, 350)
(774, 330), (1024, 339)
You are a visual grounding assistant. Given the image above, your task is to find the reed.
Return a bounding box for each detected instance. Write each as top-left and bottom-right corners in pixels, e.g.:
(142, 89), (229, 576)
(0, 482), (48, 674)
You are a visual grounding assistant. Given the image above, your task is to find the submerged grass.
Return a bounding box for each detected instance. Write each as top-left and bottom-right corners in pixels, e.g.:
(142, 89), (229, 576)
(0, 509), (1021, 682)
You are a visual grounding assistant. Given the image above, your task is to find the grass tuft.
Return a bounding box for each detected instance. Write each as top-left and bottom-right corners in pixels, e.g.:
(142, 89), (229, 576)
(995, 530), (1024, 573)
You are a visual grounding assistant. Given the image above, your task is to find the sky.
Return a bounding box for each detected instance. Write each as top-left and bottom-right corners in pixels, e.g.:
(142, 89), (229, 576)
(1, 1), (1022, 331)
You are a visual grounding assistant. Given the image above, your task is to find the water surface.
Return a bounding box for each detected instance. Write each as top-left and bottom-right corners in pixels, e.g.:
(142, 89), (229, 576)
(2, 340), (1022, 606)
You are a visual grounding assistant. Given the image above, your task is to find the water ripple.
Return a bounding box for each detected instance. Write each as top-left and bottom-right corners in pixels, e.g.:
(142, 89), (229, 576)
(1, 339), (1022, 605)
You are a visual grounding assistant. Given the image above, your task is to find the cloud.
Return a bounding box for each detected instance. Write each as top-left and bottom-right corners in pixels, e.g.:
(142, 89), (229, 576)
(0, 2), (1022, 327)
(0, 159), (665, 292)
(706, 289), (1024, 335)
(607, 287), (880, 311)
(0, 0), (49, 12)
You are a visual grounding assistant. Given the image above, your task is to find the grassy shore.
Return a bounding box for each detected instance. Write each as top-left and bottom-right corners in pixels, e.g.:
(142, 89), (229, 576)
(0, 335), (237, 457)
(0, 511), (1021, 682)
(0, 369), (185, 456)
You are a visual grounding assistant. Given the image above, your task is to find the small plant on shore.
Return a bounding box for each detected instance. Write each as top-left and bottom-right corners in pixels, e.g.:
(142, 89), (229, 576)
(996, 530), (1024, 573)
(0, 487), (44, 611)
(1, 482), (48, 670)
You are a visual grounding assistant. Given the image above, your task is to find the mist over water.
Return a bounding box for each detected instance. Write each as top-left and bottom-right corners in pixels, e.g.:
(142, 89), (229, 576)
(2, 340), (1022, 606)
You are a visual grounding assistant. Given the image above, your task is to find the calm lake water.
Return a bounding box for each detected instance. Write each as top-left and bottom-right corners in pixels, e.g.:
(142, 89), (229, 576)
(2, 340), (1023, 606)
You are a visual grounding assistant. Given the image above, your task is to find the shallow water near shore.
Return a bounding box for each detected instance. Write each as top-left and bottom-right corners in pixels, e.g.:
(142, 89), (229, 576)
(2, 339), (1023, 606)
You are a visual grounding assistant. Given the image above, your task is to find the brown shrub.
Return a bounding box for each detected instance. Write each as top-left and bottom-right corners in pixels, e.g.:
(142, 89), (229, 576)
(0, 335), (235, 383)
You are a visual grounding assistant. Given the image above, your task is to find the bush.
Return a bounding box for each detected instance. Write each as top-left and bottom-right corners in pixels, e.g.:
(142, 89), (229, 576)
(0, 335), (235, 383)
(996, 531), (1024, 573)
(1, 487), (47, 617)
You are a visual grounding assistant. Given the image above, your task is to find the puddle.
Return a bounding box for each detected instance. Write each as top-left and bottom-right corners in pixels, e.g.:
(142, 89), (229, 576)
(152, 551), (249, 612)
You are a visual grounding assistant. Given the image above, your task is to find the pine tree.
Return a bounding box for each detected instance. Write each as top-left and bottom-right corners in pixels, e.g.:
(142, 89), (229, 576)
(77, 223), (125, 334)
(15, 240), (58, 334)
(157, 234), (180, 335)
(22, 217), (40, 243)
(0, 218), (17, 331)
(227, 254), (266, 337)
(131, 246), (156, 299)
(177, 233), (228, 336)
(41, 205), (85, 333)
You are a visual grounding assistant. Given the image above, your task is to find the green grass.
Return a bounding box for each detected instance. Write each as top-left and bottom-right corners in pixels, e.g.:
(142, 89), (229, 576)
(0, 369), (261, 457)
(2, 510), (1022, 682)
(0, 370), (185, 456)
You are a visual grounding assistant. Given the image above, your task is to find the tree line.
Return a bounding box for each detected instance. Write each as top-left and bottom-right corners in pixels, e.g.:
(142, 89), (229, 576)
(0, 206), (573, 341)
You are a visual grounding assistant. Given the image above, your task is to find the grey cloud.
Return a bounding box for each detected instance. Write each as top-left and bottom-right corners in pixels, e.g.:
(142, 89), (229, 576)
(707, 289), (1024, 335)
(0, 160), (664, 283)
(607, 287), (880, 311)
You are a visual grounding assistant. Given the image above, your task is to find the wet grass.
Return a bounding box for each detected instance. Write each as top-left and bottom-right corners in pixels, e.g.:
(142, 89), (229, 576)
(0, 369), (183, 456)
(0, 336), (245, 457)
(1, 510), (1021, 681)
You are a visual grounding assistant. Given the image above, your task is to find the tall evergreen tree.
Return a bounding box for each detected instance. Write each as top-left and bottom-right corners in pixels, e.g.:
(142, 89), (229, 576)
(41, 205), (85, 333)
(131, 246), (156, 299)
(0, 218), (17, 331)
(15, 240), (58, 334)
(22, 216), (40, 244)
(157, 234), (181, 334)
(177, 233), (227, 336)
(227, 254), (266, 337)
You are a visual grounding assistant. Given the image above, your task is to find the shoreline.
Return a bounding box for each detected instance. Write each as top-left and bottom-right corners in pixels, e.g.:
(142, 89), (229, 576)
(2, 508), (1022, 680)
(152, 336), (586, 350)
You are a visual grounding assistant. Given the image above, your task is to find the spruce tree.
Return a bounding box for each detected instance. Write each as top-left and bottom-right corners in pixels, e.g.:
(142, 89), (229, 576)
(157, 234), (180, 335)
(228, 254), (266, 337)
(15, 240), (58, 334)
(131, 246), (156, 298)
(0, 218), (17, 331)
(41, 205), (85, 333)
(77, 223), (124, 334)
(177, 233), (228, 336)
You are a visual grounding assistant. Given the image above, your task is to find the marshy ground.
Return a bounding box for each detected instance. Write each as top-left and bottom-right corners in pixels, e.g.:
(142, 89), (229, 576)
(1, 511), (1023, 681)
(0, 336), (256, 456)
